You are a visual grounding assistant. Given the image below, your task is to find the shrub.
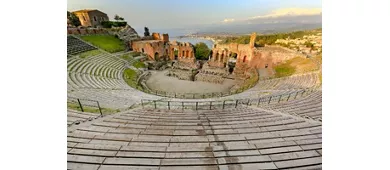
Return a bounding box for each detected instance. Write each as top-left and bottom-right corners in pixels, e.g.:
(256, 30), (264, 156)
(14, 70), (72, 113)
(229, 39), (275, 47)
(132, 61), (146, 68)
(101, 21), (127, 28)
(123, 69), (139, 88)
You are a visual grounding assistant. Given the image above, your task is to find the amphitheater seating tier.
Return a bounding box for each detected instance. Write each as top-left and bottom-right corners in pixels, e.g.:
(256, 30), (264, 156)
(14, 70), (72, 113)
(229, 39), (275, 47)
(67, 110), (101, 126)
(67, 107), (322, 169)
(67, 36), (97, 55)
(260, 90), (322, 121)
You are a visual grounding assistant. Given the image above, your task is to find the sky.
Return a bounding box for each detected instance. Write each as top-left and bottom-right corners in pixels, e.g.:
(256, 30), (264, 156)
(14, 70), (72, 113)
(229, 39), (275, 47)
(68, 0), (322, 35)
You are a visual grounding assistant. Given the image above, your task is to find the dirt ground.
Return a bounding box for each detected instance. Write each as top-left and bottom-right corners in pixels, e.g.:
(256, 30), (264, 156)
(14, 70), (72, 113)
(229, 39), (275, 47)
(146, 70), (238, 93)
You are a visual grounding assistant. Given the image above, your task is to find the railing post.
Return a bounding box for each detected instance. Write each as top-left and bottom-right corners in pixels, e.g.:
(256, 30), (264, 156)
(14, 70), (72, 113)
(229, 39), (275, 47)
(77, 99), (84, 112)
(295, 91), (299, 99)
(174, 93), (176, 98)
(222, 101), (225, 109)
(193, 94), (195, 99)
(182, 102), (184, 110)
(155, 91), (157, 95)
(235, 100), (238, 108)
(278, 95), (282, 103)
(203, 94), (205, 98)
(302, 90), (306, 96)
(141, 100), (144, 109)
(97, 101), (102, 116)
(268, 96), (272, 104)
(154, 101), (156, 109)
(247, 99), (250, 106)
(257, 98), (261, 106)
(168, 101), (170, 110)
(220, 92), (223, 97)
(209, 101), (212, 110)
(196, 102), (198, 110)
(287, 93), (291, 101)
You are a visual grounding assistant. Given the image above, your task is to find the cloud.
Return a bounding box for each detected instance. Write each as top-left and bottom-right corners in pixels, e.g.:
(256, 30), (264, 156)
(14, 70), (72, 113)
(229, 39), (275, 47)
(250, 8), (322, 19)
(222, 18), (235, 23)
(218, 8), (322, 25)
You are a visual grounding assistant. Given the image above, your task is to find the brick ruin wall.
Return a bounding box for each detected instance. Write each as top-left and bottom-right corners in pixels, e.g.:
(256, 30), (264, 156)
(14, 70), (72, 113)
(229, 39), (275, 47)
(209, 32), (305, 76)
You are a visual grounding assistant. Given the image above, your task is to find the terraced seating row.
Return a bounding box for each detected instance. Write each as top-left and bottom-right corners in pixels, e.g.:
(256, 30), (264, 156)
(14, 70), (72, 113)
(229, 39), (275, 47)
(67, 110), (101, 126)
(67, 107), (322, 169)
(67, 55), (125, 77)
(67, 49), (130, 90)
(68, 89), (162, 109)
(67, 36), (96, 55)
(260, 90), (322, 121)
(67, 72), (129, 90)
(251, 72), (320, 91)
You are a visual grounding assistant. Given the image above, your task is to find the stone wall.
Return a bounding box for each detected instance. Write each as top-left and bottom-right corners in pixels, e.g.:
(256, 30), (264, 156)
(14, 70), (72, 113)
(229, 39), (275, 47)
(67, 28), (108, 35)
(172, 61), (198, 70)
(166, 69), (194, 81)
(112, 25), (140, 46)
(194, 73), (224, 84)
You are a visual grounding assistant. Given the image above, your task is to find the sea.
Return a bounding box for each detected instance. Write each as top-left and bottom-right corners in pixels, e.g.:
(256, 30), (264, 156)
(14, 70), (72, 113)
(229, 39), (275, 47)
(170, 37), (214, 49)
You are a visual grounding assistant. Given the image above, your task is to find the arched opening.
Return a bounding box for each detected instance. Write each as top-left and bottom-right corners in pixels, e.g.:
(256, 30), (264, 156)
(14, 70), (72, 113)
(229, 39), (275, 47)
(141, 48), (144, 53)
(243, 55), (247, 63)
(231, 53), (237, 59)
(221, 54), (224, 61)
(154, 52), (159, 61)
(228, 62), (235, 74)
(216, 52), (219, 61)
(174, 48), (178, 60)
(182, 50), (185, 58)
(209, 50), (213, 60)
(265, 64), (268, 68)
(186, 50), (189, 58)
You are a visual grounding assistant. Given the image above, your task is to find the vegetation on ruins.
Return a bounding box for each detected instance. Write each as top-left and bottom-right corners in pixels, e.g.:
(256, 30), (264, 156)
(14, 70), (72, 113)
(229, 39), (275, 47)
(194, 42), (211, 60)
(101, 21), (127, 28)
(220, 28), (321, 47)
(274, 63), (297, 78)
(67, 11), (81, 27)
(80, 35), (125, 53)
(78, 49), (102, 59)
(120, 53), (134, 61)
(274, 56), (319, 78)
(132, 60), (146, 68)
(123, 68), (140, 88)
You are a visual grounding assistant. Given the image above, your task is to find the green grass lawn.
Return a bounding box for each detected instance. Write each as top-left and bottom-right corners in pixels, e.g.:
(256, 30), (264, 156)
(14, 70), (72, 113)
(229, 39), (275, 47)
(123, 68), (139, 88)
(79, 49), (102, 59)
(274, 64), (296, 78)
(80, 35), (125, 53)
(132, 60), (146, 68)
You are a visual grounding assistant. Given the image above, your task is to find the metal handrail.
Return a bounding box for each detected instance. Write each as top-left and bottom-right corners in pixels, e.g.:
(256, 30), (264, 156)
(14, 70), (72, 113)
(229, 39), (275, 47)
(140, 87), (318, 110)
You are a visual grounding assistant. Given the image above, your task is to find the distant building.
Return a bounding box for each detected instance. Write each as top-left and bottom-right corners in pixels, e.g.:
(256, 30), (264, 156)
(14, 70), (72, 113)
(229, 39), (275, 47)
(72, 9), (109, 27)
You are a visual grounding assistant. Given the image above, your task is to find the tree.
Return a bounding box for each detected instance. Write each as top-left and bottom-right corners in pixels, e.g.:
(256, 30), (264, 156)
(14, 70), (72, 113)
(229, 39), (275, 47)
(144, 27), (150, 37)
(114, 14), (120, 21)
(194, 42), (211, 60)
(119, 17), (124, 21)
(67, 11), (81, 27)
